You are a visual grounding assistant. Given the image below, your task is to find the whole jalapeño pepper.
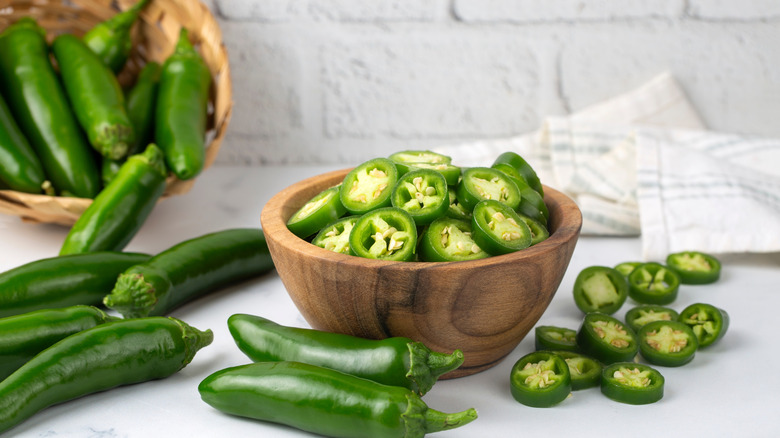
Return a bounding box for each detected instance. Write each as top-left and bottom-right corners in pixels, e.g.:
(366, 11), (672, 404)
(0, 92), (47, 194)
(59, 144), (168, 255)
(0, 17), (99, 198)
(155, 28), (211, 180)
(0, 305), (118, 381)
(0, 317), (213, 434)
(199, 361), (478, 438)
(228, 314), (464, 395)
(83, 0), (151, 73)
(0, 251), (150, 318)
(125, 61), (162, 152)
(53, 33), (135, 160)
(104, 229), (274, 318)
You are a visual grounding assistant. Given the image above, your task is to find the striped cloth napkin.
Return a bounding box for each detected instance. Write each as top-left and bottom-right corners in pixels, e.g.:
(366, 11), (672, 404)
(433, 72), (780, 260)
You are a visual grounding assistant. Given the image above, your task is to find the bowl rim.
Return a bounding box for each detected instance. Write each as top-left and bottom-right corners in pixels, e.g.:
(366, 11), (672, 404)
(260, 167), (583, 270)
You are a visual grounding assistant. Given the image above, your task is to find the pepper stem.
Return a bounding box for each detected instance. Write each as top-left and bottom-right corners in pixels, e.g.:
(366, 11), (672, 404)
(406, 342), (465, 395)
(423, 406), (478, 434)
(103, 272), (159, 319)
(169, 317), (214, 368)
(104, 0), (151, 32)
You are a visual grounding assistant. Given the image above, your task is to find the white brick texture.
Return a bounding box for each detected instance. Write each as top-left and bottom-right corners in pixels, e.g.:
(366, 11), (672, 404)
(208, 1), (780, 165)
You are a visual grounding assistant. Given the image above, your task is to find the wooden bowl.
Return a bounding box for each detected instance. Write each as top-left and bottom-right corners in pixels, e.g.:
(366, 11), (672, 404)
(260, 168), (582, 378)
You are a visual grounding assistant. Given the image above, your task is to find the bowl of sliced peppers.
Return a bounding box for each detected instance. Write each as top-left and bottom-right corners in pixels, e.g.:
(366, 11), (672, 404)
(261, 151), (583, 377)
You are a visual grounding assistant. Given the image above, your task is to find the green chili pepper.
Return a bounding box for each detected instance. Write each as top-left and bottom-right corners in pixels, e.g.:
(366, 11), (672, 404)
(418, 216), (488, 262)
(311, 215), (359, 254)
(103, 228), (274, 318)
(348, 207), (418, 261)
(53, 33), (135, 160)
(0, 18), (100, 198)
(637, 320), (698, 367)
(601, 362), (664, 405)
(551, 350), (602, 391)
(627, 262), (680, 305)
(83, 0), (150, 73)
(126, 61), (162, 153)
(446, 187), (471, 221)
(665, 251), (721, 285)
(228, 313), (464, 396)
(534, 325), (579, 352)
(59, 144), (168, 255)
(0, 252), (150, 319)
(100, 156), (124, 186)
(470, 199), (532, 255)
(510, 351), (571, 407)
(287, 185), (347, 239)
(456, 167), (521, 211)
(340, 158), (399, 215)
(624, 305), (679, 333)
(0, 316), (212, 434)
(614, 261), (641, 277)
(390, 169), (449, 225)
(155, 28), (211, 180)
(572, 266), (629, 315)
(679, 303), (729, 348)
(0, 92), (47, 194)
(576, 313), (638, 364)
(388, 150), (452, 166)
(199, 361), (477, 438)
(491, 151), (544, 197)
(0, 305), (119, 381)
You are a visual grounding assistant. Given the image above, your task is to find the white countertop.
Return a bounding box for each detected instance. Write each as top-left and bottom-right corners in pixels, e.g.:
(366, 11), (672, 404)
(1, 165), (779, 438)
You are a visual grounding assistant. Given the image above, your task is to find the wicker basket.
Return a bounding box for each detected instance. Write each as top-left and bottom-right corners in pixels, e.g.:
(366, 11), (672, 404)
(0, 0), (231, 225)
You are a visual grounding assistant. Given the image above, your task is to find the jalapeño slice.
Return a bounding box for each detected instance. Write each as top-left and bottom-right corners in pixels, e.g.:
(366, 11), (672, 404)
(471, 200), (532, 255)
(311, 216), (360, 255)
(572, 266), (628, 315)
(614, 262), (640, 277)
(679, 303), (729, 348)
(601, 362), (664, 405)
(637, 320), (698, 367)
(390, 169), (449, 226)
(388, 149), (452, 165)
(624, 305), (679, 333)
(534, 326), (578, 352)
(627, 263), (680, 305)
(286, 185), (347, 239)
(348, 207), (417, 261)
(510, 351), (571, 408)
(665, 251), (721, 285)
(552, 351), (602, 391)
(393, 162), (461, 186)
(456, 167), (521, 212)
(577, 313), (638, 364)
(418, 217), (489, 262)
(491, 151), (544, 197)
(446, 187), (471, 221)
(517, 213), (549, 246)
(493, 164), (549, 225)
(340, 158), (398, 215)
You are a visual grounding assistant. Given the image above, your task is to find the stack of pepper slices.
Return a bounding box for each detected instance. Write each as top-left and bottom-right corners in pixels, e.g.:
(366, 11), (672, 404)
(513, 251), (728, 407)
(287, 150), (550, 261)
(0, 0), (211, 256)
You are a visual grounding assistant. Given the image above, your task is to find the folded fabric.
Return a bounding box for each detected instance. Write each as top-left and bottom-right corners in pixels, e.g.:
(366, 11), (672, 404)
(433, 72), (780, 260)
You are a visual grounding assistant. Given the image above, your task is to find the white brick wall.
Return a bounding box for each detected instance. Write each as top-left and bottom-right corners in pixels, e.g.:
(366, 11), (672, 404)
(208, 0), (780, 165)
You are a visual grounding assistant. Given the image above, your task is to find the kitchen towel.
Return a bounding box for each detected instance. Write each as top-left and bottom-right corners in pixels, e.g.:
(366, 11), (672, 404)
(433, 72), (780, 260)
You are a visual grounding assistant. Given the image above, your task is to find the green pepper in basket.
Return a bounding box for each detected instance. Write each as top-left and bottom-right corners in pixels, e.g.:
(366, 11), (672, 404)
(83, 0), (151, 73)
(199, 361), (477, 438)
(0, 92), (47, 194)
(156, 28), (211, 180)
(53, 33), (135, 161)
(228, 313), (464, 396)
(0, 17), (100, 198)
(60, 144), (168, 255)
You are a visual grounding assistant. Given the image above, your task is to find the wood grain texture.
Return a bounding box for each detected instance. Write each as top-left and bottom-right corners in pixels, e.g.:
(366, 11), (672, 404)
(260, 168), (582, 378)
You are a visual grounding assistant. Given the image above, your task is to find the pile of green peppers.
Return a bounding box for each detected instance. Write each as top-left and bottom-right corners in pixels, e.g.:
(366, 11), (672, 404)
(0, 0), (212, 255)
